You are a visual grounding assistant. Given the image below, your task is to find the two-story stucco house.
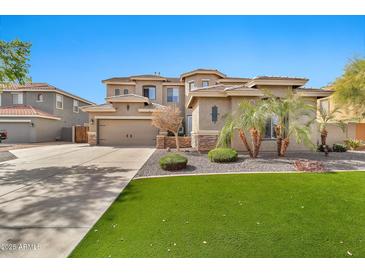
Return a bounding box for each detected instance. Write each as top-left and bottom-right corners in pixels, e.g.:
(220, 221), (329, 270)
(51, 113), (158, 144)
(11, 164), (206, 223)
(82, 69), (332, 151)
(317, 95), (365, 144)
(0, 83), (94, 143)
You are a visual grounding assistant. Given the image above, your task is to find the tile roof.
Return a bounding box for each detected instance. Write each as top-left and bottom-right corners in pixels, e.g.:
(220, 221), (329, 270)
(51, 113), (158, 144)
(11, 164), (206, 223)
(0, 105), (60, 120)
(253, 76), (309, 81)
(182, 68), (225, 74)
(180, 68), (226, 79)
(0, 82), (94, 105)
(296, 87), (334, 92)
(0, 82), (57, 91)
(102, 75), (180, 83)
(218, 77), (251, 82)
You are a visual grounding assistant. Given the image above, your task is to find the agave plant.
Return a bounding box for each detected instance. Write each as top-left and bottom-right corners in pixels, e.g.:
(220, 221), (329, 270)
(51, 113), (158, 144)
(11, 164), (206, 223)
(265, 93), (315, 156)
(217, 100), (268, 158)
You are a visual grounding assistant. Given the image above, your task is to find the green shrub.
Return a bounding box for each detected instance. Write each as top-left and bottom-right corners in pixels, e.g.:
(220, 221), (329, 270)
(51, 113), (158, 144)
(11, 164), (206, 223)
(332, 143), (347, 152)
(159, 153), (188, 171)
(317, 145), (332, 153)
(344, 139), (362, 150)
(208, 148), (238, 163)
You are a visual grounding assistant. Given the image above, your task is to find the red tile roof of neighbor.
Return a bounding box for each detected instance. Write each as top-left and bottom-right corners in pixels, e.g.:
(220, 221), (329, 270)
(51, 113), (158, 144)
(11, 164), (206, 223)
(0, 82), (56, 90)
(0, 105), (60, 120)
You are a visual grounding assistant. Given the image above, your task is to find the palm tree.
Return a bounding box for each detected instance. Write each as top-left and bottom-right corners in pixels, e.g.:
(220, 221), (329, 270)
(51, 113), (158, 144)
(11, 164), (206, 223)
(218, 100), (268, 158)
(265, 93), (315, 157)
(317, 106), (346, 154)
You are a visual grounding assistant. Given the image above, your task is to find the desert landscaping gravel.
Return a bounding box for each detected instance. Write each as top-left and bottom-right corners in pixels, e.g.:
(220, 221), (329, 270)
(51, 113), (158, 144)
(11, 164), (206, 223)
(135, 149), (365, 178)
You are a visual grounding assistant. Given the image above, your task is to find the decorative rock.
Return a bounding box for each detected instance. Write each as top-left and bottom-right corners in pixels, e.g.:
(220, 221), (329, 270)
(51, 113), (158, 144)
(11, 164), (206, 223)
(293, 160), (324, 172)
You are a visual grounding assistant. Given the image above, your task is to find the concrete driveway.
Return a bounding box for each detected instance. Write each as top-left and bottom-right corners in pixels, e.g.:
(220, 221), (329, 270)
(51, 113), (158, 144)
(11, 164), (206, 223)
(0, 144), (155, 258)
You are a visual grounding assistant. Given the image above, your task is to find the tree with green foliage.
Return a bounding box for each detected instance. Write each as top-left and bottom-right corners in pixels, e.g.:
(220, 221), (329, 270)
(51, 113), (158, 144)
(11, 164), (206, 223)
(331, 58), (365, 119)
(217, 100), (268, 158)
(0, 39), (32, 86)
(265, 93), (315, 157)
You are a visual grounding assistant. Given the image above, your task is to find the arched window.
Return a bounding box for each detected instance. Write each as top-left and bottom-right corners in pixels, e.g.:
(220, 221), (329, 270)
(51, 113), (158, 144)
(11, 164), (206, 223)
(126, 104), (130, 111)
(211, 105), (219, 123)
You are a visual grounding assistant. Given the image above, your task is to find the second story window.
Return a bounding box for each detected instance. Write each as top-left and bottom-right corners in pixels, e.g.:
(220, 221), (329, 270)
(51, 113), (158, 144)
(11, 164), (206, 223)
(36, 94), (44, 102)
(115, 88), (121, 96)
(56, 94), (63, 109)
(12, 92), (23, 105)
(73, 99), (79, 113)
(188, 81), (195, 91)
(124, 89), (129, 95)
(202, 80), (210, 87)
(167, 88), (179, 103)
(143, 86), (156, 100)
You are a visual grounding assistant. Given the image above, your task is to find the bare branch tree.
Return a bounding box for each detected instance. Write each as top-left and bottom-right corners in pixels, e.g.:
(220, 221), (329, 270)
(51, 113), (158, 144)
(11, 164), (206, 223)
(152, 105), (183, 151)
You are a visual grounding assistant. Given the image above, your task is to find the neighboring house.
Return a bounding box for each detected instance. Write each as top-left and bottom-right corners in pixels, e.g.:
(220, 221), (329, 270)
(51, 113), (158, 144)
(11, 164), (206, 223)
(82, 69), (332, 151)
(318, 95), (365, 144)
(0, 83), (94, 143)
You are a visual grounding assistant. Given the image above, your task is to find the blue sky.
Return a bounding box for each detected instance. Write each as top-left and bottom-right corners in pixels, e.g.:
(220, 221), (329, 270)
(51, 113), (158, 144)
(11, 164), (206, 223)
(0, 16), (364, 104)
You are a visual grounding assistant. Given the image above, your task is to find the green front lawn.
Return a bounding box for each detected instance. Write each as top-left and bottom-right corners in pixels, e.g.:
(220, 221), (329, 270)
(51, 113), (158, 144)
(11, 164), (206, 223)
(70, 172), (365, 258)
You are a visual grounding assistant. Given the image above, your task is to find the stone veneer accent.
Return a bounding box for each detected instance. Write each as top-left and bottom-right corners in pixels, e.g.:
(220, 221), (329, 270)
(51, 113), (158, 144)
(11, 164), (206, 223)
(196, 134), (218, 151)
(156, 135), (192, 149)
(87, 131), (97, 145)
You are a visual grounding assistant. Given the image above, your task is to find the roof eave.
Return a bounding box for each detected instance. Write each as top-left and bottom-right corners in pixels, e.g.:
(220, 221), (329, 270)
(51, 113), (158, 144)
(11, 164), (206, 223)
(298, 91), (334, 98)
(180, 70), (226, 81)
(246, 79), (308, 88)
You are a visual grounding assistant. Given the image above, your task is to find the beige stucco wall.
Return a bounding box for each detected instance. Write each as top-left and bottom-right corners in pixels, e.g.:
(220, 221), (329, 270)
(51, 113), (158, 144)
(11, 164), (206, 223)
(196, 97), (231, 131)
(183, 73), (223, 133)
(317, 96), (364, 144)
(191, 87), (321, 152)
(87, 101), (152, 132)
(325, 123), (356, 145)
(134, 81), (164, 105)
(318, 95), (365, 123)
(256, 85), (293, 98)
(183, 74), (222, 94)
(191, 101), (200, 133)
(106, 84), (136, 97)
(162, 85), (185, 112)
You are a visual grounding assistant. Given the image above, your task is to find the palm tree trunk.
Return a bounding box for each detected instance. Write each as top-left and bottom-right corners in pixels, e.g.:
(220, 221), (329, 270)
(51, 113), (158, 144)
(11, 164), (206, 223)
(277, 138), (283, 156)
(280, 137), (290, 156)
(250, 128), (261, 158)
(275, 125), (283, 157)
(239, 129), (253, 158)
(254, 131), (263, 158)
(174, 132), (180, 151)
(320, 128), (328, 156)
(320, 129), (328, 146)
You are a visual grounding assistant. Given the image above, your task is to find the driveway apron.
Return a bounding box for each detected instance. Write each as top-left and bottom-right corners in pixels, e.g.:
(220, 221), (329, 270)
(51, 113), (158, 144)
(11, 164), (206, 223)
(0, 144), (155, 257)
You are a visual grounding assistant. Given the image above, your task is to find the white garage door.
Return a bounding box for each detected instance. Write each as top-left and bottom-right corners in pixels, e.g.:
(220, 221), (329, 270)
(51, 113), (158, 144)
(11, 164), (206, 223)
(0, 122), (31, 143)
(98, 119), (158, 146)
